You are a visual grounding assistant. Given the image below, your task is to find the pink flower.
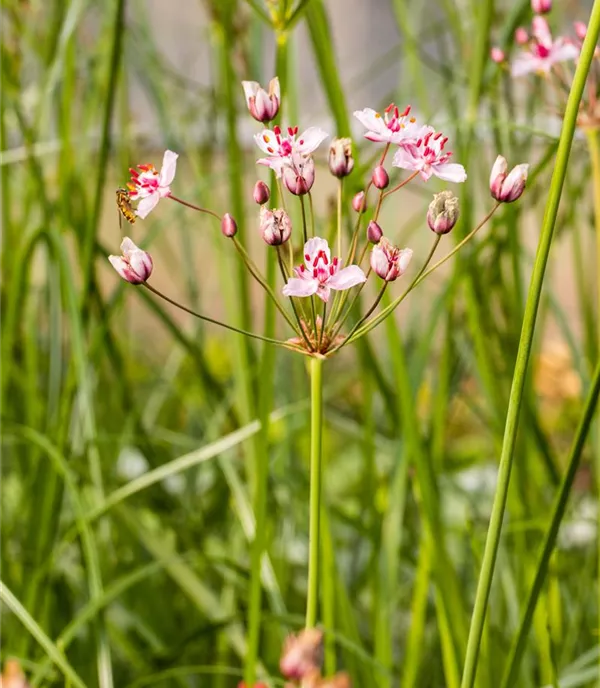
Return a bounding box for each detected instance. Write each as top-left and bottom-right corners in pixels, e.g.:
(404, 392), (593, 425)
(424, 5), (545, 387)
(353, 103), (426, 145)
(282, 154), (315, 195)
(490, 155), (529, 202)
(490, 46), (506, 63)
(127, 150), (178, 219)
(282, 237), (366, 303)
(515, 27), (529, 45)
(254, 125), (328, 177)
(370, 239), (412, 282)
(511, 17), (579, 77)
(108, 237), (153, 284)
(242, 77), (280, 123)
(392, 129), (467, 183)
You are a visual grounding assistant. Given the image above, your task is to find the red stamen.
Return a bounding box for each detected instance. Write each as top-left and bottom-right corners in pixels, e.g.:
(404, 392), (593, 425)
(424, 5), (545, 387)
(273, 125), (281, 135)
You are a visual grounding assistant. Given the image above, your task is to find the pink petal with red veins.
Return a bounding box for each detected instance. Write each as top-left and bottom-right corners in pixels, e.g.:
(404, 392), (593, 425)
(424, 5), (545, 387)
(303, 237), (331, 268)
(241, 80), (259, 105)
(108, 255), (131, 280)
(129, 249), (153, 281)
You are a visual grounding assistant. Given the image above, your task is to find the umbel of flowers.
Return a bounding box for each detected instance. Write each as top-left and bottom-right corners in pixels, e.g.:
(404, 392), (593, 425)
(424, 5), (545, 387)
(108, 75), (528, 686)
(490, 0), (599, 130)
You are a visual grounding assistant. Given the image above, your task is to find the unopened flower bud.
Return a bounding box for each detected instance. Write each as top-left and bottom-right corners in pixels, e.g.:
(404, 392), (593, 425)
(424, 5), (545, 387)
(352, 191), (367, 213)
(574, 21), (587, 40)
(367, 220), (383, 244)
(427, 190), (459, 234)
(515, 27), (529, 44)
(2, 660), (29, 688)
(241, 77), (280, 123)
(253, 180), (270, 205)
(259, 207), (292, 245)
(490, 155), (529, 203)
(283, 157), (315, 196)
(490, 47), (506, 64)
(221, 213), (238, 237)
(328, 137), (354, 178)
(372, 165), (389, 189)
(280, 629), (324, 680)
(108, 237), (153, 284)
(531, 0), (551, 14)
(370, 239), (412, 282)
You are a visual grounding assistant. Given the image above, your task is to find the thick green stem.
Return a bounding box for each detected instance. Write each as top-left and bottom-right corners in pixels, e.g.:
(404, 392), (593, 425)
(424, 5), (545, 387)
(586, 129), (600, 346)
(305, 356), (324, 628)
(460, 6), (600, 686)
(501, 358), (600, 687)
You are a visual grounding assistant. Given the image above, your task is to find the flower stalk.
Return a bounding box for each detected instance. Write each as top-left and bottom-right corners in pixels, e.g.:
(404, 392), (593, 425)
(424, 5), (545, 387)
(305, 355), (324, 629)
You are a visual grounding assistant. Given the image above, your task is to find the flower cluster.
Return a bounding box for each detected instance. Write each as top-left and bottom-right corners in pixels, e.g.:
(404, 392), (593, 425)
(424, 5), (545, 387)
(490, 0), (599, 128)
(108, 78), (527, 363)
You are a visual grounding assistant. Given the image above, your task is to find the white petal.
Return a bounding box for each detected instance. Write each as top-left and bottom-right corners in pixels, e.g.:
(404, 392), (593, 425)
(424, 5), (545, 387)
(135, 193), (161, 219)
(551, 42), (580, 64)
(256, 157), (285, 177)
(303, 237), (331, 268)
(397, 248), (413, 274)
(328, 265), (367, 291)
(269, 76), (280, 100)
(432, 162), (467, 183)
(254, 130), (278, 155)
(392, 146), (421, 171)
(282, 277), (319, 298)
(511, 52), (540, 77)
(353, 108), (388, 136)
(489, 155), (507, 188)
(296, 127), (328, 155)
(120, 236), (139, 257)
(242, 80), (259, 105)
(159, 150), (178, 186)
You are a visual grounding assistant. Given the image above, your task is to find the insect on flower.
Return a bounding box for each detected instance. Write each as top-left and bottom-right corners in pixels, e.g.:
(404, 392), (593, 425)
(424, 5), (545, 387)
(116, 187), (136, 226)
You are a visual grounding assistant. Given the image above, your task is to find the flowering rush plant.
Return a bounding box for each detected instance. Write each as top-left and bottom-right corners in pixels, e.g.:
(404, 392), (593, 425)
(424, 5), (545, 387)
(109, 75), (527, 687)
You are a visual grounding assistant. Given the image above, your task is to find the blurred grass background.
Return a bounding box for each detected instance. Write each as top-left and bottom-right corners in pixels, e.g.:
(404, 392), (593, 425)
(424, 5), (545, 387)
(2, 0), (599, 686)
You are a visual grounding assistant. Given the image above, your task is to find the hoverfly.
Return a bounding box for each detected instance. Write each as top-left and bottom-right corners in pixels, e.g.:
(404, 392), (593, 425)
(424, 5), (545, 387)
(116, 187), (136, 226)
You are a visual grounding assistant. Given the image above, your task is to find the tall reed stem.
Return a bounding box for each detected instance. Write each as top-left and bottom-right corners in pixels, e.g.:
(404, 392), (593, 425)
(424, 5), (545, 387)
(305, 356), (324, 628)
(460, 6), (600, 686)
(501, 358), (600, 687)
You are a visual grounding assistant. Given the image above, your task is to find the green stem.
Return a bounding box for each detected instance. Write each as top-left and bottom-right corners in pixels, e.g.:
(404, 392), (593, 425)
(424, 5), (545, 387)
(460, 6), (600, 685)
(305, 356), (324, 628)
(168, 195), (221, 220)
(501, 358), (600, 687)
(81, 0), (126, 309)
(143, 284), (287, 346)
